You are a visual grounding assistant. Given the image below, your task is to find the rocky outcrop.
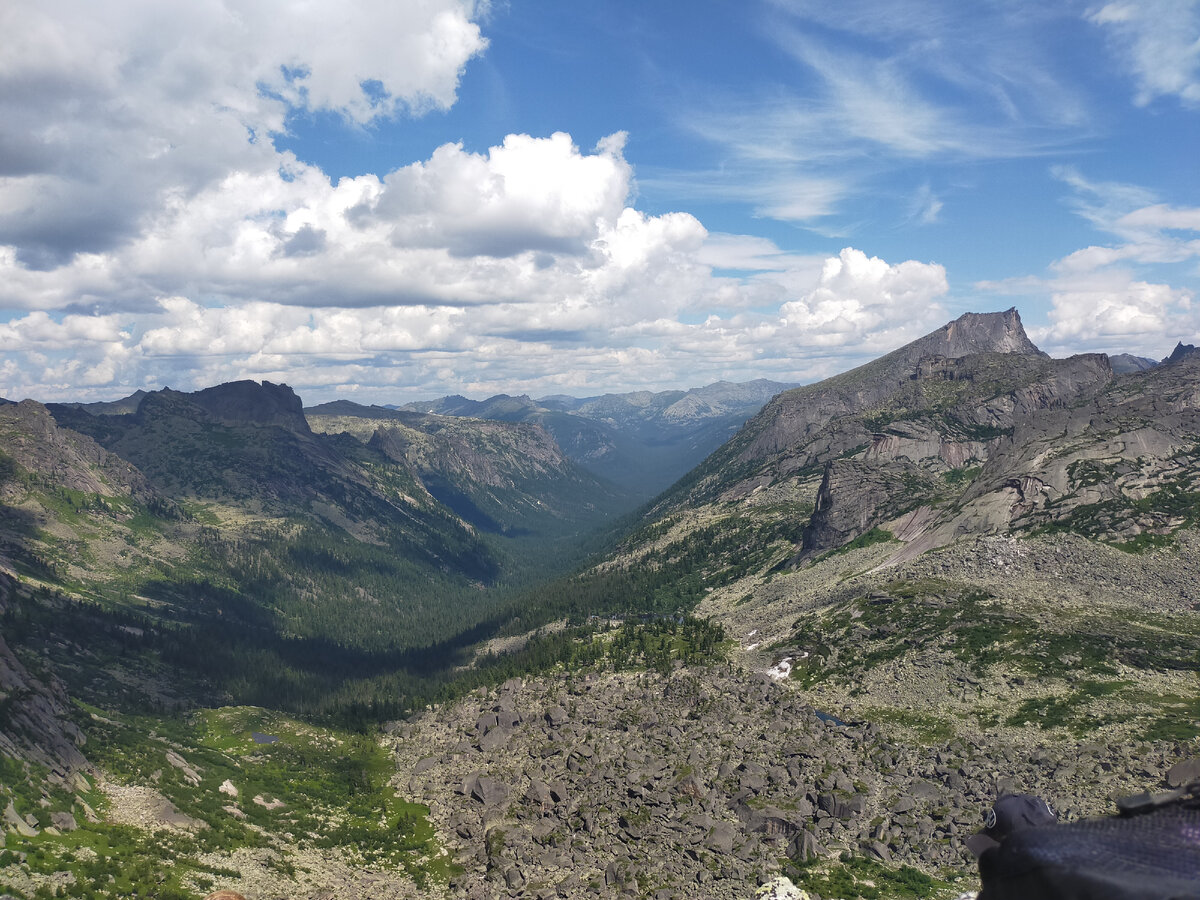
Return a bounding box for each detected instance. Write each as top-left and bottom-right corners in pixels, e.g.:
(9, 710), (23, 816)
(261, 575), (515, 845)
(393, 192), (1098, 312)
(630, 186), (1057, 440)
(1110, 354), (1156, 374)
(742, 309), (1043, 458)
(882, 350), (1200, 563)
(655, 311), (1056, 510)
(934, 308), (1045, 358)
(801, 459), (934, 556)
(389, 663), (1181, 900)
(751, 352), (1112, 556)
(1163, 342), (1198, 365)
(185, 381), (312, 433)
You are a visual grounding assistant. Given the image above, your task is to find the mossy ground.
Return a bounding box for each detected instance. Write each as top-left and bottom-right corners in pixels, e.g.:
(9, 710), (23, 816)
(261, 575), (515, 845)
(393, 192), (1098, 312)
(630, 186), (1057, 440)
(0, 705), (452, 899)
(783, 576), (1200, 745)
(784, 852), (963, 900)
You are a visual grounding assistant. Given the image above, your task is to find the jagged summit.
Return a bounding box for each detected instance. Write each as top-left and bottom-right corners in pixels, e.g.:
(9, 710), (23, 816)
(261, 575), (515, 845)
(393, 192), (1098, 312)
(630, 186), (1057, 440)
(932, 307), (1044, 358)
(1164, 341), (1199, 365)
(667, 309), (1050, 496)
(843, 309), (1044, 386)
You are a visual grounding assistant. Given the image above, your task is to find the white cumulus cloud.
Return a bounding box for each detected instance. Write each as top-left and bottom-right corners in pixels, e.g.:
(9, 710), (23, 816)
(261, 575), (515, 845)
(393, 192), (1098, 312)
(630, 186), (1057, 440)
(0, 242), (959, 404)
(780, 247), (948, 346)
(0, 1), (980, 406)
(1036, 273), (1195, 351)
(370, 132), (634, 258)
(0, 0), (487, 267)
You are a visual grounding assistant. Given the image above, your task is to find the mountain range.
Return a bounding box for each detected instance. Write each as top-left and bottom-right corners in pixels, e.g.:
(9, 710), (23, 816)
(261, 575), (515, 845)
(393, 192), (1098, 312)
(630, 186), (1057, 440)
(2, 309), (1199, 899)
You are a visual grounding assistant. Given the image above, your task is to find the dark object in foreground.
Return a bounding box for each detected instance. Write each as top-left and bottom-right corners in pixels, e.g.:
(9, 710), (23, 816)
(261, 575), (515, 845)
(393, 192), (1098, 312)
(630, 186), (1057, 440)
(975, 783), (1200, 900)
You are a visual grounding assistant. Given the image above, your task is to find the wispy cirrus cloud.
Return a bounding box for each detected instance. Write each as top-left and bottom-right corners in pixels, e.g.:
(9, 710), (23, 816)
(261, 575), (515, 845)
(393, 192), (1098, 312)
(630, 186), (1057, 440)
(1087, 0), (1200, 107)
(1051, 167), (1200, 267)
(667, 1), (1092, 229)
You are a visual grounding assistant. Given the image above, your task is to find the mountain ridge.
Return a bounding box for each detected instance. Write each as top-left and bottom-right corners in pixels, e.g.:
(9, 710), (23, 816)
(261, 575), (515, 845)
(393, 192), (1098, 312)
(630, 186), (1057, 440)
(383, 379), (795, 497)
(649, 308), (1049, 513)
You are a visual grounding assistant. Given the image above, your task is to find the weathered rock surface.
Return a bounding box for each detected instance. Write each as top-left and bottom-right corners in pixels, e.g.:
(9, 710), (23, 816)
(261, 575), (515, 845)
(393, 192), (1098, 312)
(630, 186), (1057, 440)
(188, 380), (312, 433)
(889, 349), (1200, 563)
(387, 663), (1177, 900)
(794, 351), (1114, 557)
(726, 309), (1045, 480)
(665, 315), (1199, 567)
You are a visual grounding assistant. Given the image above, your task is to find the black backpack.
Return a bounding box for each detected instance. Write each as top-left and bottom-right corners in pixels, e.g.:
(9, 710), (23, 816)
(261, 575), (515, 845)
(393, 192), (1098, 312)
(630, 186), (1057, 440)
(975, 784), (1200, 900)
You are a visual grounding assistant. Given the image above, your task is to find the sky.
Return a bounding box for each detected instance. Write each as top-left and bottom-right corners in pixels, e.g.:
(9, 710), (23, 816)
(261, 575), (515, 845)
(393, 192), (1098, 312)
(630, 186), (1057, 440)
(1, 0), (1199, 405)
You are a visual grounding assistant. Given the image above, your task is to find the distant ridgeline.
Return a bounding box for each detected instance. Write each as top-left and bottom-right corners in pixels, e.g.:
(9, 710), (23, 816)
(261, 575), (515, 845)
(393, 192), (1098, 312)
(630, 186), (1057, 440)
(375, 378), (796, 498)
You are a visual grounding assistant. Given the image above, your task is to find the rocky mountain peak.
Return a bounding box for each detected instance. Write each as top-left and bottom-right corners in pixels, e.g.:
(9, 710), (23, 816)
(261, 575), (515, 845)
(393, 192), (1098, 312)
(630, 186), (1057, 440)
(698, 310), (1050, 484)
(918, 308), (1044, 360)
(1110, 353), (1157, 374)
(163, 380), (311, 433)
(1164, 341), (1199, 365)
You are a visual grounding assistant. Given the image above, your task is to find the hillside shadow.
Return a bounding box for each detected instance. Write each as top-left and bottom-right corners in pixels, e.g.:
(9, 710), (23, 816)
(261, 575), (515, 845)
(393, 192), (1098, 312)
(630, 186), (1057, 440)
(0, 503), (61, 583)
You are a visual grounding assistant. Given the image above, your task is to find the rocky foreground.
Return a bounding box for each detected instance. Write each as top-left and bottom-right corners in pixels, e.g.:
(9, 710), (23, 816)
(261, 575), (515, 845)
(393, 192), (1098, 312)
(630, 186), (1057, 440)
(387, 664), (1185, 900)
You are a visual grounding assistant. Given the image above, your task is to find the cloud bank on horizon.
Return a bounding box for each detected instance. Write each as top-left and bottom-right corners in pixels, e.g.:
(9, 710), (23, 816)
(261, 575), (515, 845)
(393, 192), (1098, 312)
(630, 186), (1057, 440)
(1, 0), (1198, 403)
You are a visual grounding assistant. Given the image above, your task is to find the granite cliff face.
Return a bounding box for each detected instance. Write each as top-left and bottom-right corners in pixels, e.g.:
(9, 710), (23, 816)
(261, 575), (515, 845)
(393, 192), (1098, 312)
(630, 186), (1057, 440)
(929, 308), (1044, 357)
(792, 347), (1200, 563)
(48, 384), (375, 520)
(661, 310), (1044, 508)
(634, 310), (1199, 572)
(188, 380), (312, 433)
(798, 352), (1115, 558)
(885, 347), (1200, 561)
(745, 308), (1041, 456)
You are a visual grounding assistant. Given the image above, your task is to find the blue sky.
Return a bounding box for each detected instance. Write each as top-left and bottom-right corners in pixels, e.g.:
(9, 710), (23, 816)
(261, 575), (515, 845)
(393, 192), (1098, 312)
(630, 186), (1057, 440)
(1, 0), (1198, 403)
